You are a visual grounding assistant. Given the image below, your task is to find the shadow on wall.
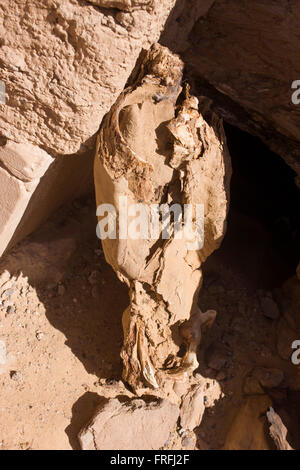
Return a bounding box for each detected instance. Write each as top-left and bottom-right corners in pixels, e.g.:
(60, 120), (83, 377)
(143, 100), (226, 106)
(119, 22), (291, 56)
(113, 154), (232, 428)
(159, 0), (215, 54)
(3, 145), (95, 257)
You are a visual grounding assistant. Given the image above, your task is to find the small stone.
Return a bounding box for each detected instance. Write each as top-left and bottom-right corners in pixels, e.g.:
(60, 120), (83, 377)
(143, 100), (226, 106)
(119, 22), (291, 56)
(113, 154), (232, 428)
(254, 367), (284, 389)
(182, 433), (196, 449)
(6, 305), (15, 314)
(180, 384), (205, 431)
(173, 381), (190, 397)
(78, 397), (179, 450)
(3, 288), (14, 298)
(116, 11), (134, 29)
(35, 330), (44, 341)
(10, 370), (23, 382)
(260, 297), (280, 319)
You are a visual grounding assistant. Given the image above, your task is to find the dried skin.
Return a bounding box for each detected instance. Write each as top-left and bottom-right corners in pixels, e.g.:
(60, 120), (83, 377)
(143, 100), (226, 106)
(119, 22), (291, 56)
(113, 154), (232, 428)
(94, 43), (231, 392)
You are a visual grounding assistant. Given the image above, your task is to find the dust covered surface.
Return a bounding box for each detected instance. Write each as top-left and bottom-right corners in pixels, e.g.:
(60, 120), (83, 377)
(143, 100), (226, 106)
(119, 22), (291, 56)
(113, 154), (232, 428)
(0, 194), (299, 449)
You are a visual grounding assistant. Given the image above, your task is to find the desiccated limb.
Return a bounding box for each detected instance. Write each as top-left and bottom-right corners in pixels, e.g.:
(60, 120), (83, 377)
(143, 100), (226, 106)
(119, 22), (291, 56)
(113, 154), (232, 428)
(121, 282), (159, 390)
(166, 309), (217, 381)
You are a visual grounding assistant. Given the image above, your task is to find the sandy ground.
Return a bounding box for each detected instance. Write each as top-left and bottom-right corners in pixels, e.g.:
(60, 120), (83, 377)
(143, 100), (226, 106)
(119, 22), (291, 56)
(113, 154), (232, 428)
(0, 195), (129, 450)
(0, 194), (299, 450)
(195, 207), (300, 449)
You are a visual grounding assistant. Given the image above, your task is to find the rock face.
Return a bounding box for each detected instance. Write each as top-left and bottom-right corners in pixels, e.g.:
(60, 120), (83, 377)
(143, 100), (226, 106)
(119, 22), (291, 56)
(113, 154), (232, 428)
(87, 1), (153, 10)
(95, 43), (231, 391)
(244, 367), (284, 395)
(78, 397), (179, 450)
(1, 0), (300, 266)
(163, 0), (300, 278)
(162, 0), (300, 182)
(0, 142), (53, 256)
(224, 395), (273, 450)
(0, 0), (174, 155)
(0, 0), (176, 255)
(179, 385), (205, 431)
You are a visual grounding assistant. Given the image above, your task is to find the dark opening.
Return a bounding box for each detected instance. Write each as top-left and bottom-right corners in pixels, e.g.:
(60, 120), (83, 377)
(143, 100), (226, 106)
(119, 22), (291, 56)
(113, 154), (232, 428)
(215, 123), (300, 289)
